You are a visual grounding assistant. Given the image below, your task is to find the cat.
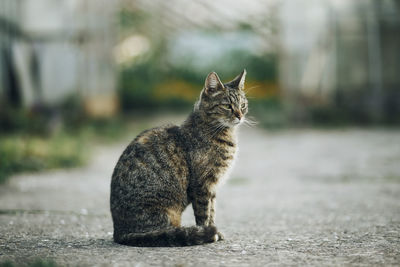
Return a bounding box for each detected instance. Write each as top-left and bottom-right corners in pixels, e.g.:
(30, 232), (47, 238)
(110, 70), (248, 246)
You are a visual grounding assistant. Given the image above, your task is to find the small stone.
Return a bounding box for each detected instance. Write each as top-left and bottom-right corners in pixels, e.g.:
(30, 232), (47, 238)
(80, 208), (88, 215)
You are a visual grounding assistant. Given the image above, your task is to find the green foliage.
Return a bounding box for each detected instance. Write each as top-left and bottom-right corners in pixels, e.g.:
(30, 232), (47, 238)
(0, 261), (13, 267)
(29, 259), (57, 267)
(217, 50), (277, 81)
(0, 95), (84, 136)
(0, 96), (131, 183)
(305, 87), (400, 126)
(118, 59), (165, 110)
(118, 47), (278, 111)
(309, 105), (352, 126)
(0, 259), (57, 267)
(0, 133), (87, 183)
(0, 107), (49, 136)
(116, 7), (279, 111)
(249, 98), (287, 129)
(117, 8), (151, 37)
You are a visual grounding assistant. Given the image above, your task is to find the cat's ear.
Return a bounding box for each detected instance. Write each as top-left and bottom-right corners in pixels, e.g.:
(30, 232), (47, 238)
(225, 69), (246, 91)
(204, 72), (225, 96)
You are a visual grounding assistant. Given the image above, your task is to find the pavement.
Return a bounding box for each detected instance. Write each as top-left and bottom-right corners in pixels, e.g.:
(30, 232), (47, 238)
(1, 120), (400, 266)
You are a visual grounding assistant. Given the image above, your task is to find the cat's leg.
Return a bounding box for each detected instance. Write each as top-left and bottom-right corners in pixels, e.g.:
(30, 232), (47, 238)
(208, 192), (216, 225)
(208, 193), (224, 240)
(192, 190), (224, 241)
(192, 191), (211, 226)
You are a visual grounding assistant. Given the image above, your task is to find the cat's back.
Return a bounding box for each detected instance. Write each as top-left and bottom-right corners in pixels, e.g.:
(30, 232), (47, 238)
(111, 124), (190, 206)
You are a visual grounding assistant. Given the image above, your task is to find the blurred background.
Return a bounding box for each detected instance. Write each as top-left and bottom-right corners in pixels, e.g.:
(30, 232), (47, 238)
(1, 0), (400, 181)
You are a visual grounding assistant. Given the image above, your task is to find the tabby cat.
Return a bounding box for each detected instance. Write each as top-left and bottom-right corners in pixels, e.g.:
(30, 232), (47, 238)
(110, 70), (248, 246)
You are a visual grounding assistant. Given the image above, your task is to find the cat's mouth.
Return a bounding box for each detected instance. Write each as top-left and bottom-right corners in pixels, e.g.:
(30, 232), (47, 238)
(227, 120), (242, 127)
(232, 118), (243, 125)
(219, 118), (243, 127)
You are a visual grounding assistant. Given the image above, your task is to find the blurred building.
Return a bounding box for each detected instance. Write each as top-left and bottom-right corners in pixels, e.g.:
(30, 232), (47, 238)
(2, 0), (398, 123)
(279, 0), (400, 123)
(0, 0), (118, 117)
(117, 0), (279, 67)
(119, 0), (400, 123)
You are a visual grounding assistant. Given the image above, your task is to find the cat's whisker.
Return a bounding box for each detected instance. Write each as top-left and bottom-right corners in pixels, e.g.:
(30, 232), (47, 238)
(208, 123), (225, 139)
(245, 120), (257, 126)
(246, 119), (258, 125)
(243, 85), (260, 95)
(207, 122), (227, 139)
(245, 116), (258, 123)
(205, 123), (223, 134)
(205, 124), (221, 138)
(211, 126), (226, 139)
(243, 117), (258, 127)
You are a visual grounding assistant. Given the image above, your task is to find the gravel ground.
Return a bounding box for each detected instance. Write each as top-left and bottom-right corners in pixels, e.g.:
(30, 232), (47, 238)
(1, 122), (400, 266)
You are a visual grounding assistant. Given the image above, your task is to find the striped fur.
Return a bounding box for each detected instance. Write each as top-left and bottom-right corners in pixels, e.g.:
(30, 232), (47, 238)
(110, 70), (248, 247)
(115, 226), (218, 247)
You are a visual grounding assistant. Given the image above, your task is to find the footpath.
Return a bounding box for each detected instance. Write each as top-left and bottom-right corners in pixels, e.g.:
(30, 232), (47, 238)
(1, 126), (399, 266)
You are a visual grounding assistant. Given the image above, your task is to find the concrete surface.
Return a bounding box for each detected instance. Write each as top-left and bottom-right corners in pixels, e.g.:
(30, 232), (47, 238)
(1, 124), (400, 266)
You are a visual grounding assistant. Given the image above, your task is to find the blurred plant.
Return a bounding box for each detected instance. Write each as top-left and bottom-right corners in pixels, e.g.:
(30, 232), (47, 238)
(0, 94), (133, 183)
(118, 43), (280, 107)
(250, 98), (288, 129)
(0, 259), (57, 267)
(302, 87), (400, 126)
(0, 133), (86, 183)
(115, 5), (285, 125)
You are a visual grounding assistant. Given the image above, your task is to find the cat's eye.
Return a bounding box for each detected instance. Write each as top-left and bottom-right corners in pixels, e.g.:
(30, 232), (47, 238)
(222, 104), (231, 110)
(241, 103), (246, 109)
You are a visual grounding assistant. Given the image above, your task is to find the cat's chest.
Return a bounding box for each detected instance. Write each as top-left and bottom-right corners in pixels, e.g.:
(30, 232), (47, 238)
(191, 138), (237, 184)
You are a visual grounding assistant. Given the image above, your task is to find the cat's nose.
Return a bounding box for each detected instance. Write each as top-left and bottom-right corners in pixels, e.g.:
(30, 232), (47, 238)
(234, 111), (242, 120)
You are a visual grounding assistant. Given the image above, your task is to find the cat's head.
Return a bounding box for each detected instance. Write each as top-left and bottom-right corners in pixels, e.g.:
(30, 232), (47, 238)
(196, 70), (248, 127)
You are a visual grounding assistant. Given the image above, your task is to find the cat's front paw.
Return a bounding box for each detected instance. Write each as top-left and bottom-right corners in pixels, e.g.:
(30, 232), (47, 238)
(217, 231), (224, 241)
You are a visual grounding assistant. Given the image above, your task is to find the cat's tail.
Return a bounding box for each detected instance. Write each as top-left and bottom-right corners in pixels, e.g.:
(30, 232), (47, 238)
(114, 225), (219, 247)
